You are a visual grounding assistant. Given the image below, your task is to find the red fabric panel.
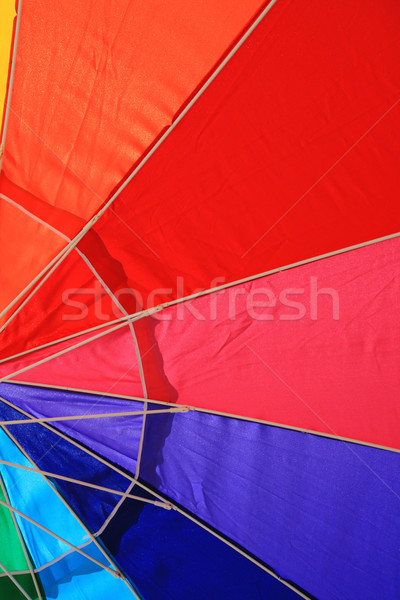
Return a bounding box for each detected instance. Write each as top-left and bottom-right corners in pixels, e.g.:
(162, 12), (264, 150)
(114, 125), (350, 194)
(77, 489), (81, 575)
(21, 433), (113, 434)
(138, 237), (399, 449)
(3, 0), (263, 220)
(91, 0), (400, 302)
(3, 0), (400, 358)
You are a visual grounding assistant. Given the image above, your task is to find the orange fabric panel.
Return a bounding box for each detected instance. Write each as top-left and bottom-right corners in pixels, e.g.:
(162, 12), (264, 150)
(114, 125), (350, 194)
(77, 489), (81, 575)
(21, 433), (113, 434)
(2, 0), (263, 220)
(0, 172), (85, 237)
(0, 196), (66, 313)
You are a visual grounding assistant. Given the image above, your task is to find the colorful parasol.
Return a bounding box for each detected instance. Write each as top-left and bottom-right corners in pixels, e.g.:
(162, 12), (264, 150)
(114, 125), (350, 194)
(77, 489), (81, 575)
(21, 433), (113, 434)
(0, 1), (399, 598)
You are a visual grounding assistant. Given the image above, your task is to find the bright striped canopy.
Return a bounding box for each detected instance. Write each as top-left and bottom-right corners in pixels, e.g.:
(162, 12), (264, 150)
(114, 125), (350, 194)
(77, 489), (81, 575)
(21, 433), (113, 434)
(0, 1), (399, 599)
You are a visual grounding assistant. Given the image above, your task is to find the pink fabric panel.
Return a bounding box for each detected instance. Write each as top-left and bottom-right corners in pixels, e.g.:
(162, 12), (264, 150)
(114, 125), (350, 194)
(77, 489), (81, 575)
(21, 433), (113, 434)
(147, 237), (400, 449)
(1, 325), (144, 397)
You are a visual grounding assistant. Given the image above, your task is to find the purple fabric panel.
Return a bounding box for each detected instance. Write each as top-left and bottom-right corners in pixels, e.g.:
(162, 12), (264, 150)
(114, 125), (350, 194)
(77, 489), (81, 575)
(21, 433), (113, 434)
(140, 410), (400, 600)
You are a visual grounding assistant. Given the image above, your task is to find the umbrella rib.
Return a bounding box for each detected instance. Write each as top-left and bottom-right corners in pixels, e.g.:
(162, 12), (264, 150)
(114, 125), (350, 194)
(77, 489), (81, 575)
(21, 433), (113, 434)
(0, 320), (129, 382)
(0, 538), (142, 578)
(95, 479), (137, 538)
(78, 249), (152, 532)
(0, 540), (139, 581)
(134, 402), (148, 479)
(0, 475), (43, 600)
(0, 193), (70, 241)
(0, 458), (170, 507)
(74, 247), (149, 400)
(0, 569), (30, 578)
(0, 285), (161, 384)
(0, 559), (33, 600)
(0, 241), (79, 323)
(31, 540), (91, 574)
(94, 369), (151, 538)
(0, 0), (280, 329)
(0, 406), (187, 425)
(0, 0), (22, 173)
(4, 379), (400, 455)
(130, 480), (312, 600)
(1, 230), (399, 369)
(0, 306), (158, 368)
(0, 539), (90, 576)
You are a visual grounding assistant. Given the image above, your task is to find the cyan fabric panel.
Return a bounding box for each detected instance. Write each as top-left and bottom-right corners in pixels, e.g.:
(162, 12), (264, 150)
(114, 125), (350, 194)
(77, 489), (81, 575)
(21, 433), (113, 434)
(38, 542), (135, 600)
(140, 410), (400, 600)
(0, 427), (88, 567)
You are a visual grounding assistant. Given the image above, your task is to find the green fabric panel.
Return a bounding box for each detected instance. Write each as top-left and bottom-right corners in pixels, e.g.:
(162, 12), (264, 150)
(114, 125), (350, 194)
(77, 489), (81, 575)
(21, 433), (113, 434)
(0, 574), (43, 600)
(0, 478), (44, 599)
(0, 482), (30, 572)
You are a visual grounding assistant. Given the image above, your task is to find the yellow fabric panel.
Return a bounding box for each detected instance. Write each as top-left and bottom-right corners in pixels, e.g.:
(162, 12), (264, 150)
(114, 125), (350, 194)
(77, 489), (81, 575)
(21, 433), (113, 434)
(0, 0), (16, 138)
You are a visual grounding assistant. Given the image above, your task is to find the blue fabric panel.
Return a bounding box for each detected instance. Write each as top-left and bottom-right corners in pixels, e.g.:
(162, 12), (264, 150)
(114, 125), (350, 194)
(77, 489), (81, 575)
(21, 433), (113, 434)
(0, 394), (300, 599)
(140, 410), (400, 600)
(100, 495), (301, 600)
(0, 382), (142, 474)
